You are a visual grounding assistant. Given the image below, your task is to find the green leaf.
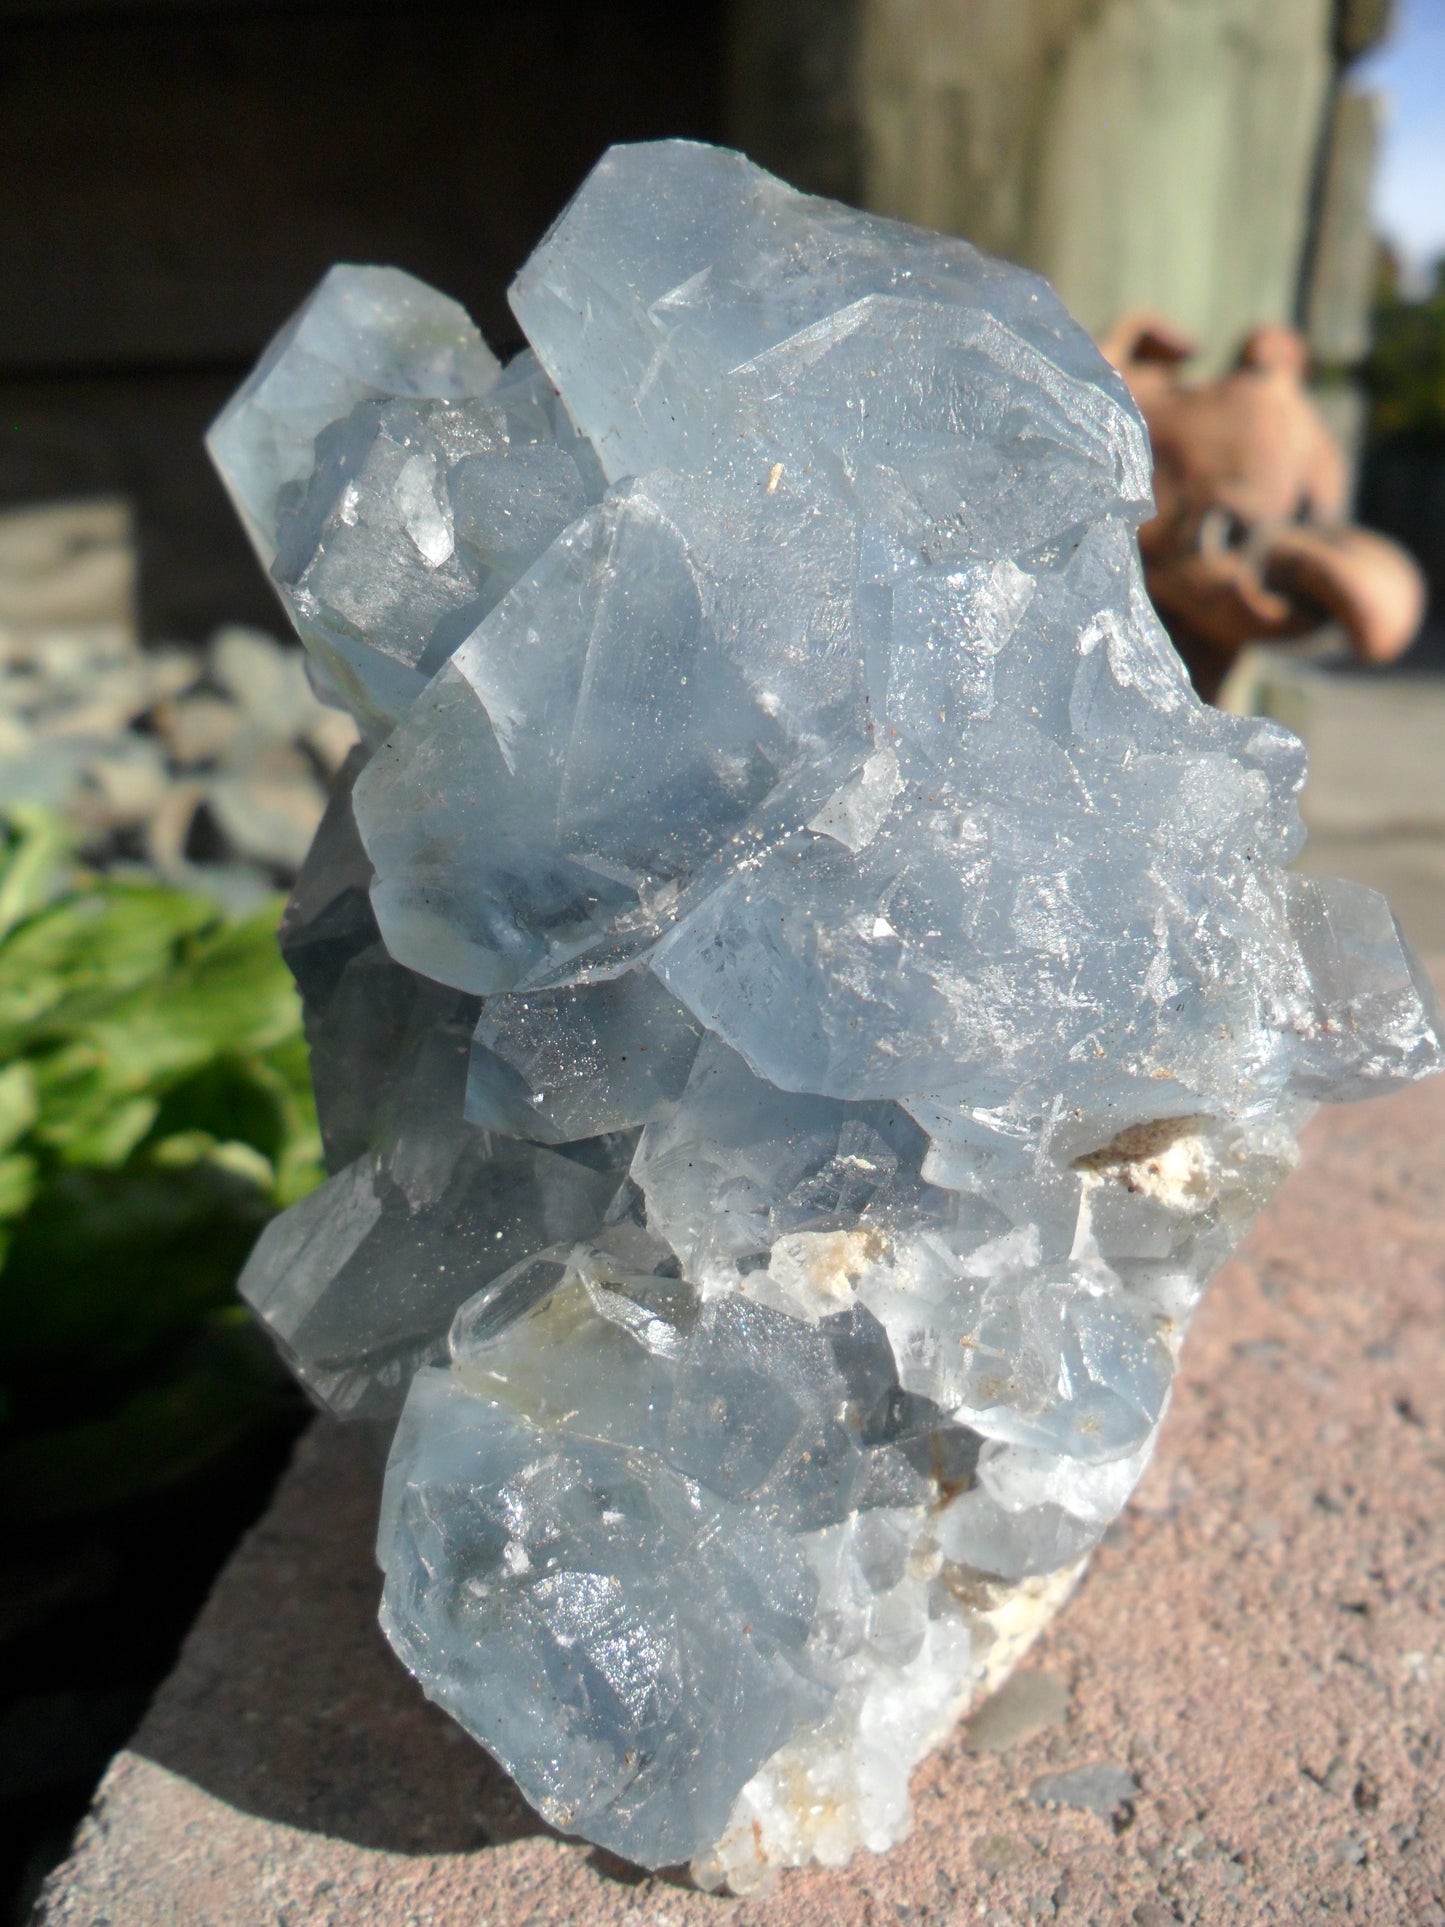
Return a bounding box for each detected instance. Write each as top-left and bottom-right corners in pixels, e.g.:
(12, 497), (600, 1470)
(0, 883), (217, 1057)
(147, 1057), (289, 1167)
(0, 804), (75, 941)
(68, 904), (302, 1099)
(28, 1041), (162, 1167)
(0, 1061), (38, 1154)
(0, 1152), (37, 1221)
(0, 850), (326, 1514)
(149, 1129), (276, 1193)
(53, 1097), (164, 1168)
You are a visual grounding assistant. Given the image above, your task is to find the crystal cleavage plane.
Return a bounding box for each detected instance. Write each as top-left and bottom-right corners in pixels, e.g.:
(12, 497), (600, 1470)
(211, 140), (1444, 1888)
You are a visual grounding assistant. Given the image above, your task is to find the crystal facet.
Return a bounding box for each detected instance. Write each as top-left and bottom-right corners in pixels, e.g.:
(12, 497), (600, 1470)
(213, 140), (1444, 1888)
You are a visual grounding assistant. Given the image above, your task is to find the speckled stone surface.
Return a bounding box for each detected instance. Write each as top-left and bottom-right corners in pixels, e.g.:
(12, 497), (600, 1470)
(34, 1002), (1445, 1927)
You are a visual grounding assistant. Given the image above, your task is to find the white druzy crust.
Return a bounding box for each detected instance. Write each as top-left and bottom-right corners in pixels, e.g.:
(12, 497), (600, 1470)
(213, 141), (1444, 1886)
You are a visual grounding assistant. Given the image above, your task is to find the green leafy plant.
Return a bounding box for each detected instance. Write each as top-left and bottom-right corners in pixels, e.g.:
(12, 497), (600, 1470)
(0, 806), (323, 1521)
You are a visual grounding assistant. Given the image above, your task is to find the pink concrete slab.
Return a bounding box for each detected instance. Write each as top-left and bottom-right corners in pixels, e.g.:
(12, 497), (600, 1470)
(34, 1039), (1445, 1927)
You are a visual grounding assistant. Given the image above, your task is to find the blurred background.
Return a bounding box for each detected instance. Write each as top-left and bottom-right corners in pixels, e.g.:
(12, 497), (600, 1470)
(0, 0), (1441, 1917)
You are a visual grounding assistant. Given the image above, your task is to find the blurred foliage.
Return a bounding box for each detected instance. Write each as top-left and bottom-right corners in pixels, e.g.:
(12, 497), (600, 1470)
(1366, 255), (1445, 446)
(0, 806), (323, 1522)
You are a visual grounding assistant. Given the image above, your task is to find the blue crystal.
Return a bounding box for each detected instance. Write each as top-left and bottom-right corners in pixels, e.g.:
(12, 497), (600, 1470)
(212, 140), (1444, 1885)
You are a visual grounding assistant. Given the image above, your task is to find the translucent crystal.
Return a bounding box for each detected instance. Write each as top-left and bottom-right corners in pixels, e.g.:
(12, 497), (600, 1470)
(213, 140), (1444, 1887)
(208, 265), (500, 572)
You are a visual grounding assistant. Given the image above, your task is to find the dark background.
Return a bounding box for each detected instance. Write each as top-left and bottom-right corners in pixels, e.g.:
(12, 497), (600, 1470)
(0, 0), (726, 641)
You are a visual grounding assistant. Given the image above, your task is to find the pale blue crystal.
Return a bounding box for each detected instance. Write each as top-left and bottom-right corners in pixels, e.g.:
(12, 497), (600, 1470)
(378, 1365), (827, 1867)
(208, 264), (499, 571)
(213, 140), (1444, 1885)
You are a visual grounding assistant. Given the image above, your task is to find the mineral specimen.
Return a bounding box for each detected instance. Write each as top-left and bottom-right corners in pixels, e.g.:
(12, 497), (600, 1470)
(212, 140), (1444, 1888)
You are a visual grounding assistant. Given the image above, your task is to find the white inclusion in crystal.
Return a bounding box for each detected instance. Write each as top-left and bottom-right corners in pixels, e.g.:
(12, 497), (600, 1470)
(213, 139), (1445, 1889)
(696, 1611), (973, 1889)
(395, 452), (455, 566)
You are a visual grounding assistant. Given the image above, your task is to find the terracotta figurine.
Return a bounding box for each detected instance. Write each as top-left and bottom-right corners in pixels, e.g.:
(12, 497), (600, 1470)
(1098, 313), (1426, 701)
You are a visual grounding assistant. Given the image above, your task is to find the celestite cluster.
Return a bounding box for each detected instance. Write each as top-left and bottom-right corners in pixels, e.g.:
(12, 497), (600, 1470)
(211, 141), (1443, 1887)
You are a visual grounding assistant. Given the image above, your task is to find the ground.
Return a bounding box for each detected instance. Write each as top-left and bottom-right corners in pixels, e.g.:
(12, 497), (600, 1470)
(33, 1019), (1445, 1927)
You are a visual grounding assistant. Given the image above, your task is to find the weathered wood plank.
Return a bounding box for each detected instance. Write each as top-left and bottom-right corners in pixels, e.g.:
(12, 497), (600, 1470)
(1304, 85), (1383, 367)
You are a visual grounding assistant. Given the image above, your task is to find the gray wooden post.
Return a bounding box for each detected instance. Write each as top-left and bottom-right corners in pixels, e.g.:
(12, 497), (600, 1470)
(729, 0), (1392, 379)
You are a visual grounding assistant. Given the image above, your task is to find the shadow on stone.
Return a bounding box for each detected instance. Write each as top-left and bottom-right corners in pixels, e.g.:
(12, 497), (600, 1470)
(129, 1418), (552, 1857)
(584, 1848), (712, 1895)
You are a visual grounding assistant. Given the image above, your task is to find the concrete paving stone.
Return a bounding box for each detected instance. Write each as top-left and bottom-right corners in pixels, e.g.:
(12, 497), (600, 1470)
(1276, 673), (1445, 844)
(1221, 649), (1445, 953)
(33, 974), (1445, 1927)
(1296, 829), (1445, 959)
